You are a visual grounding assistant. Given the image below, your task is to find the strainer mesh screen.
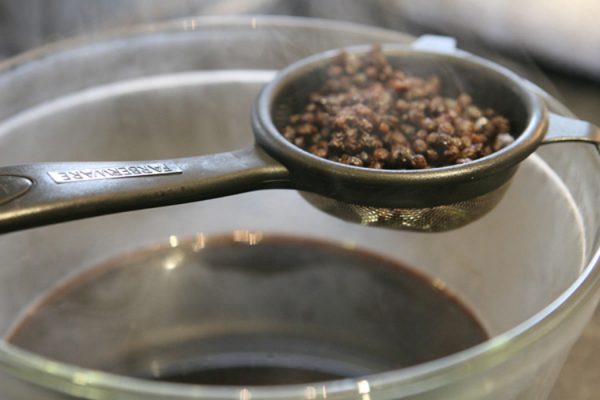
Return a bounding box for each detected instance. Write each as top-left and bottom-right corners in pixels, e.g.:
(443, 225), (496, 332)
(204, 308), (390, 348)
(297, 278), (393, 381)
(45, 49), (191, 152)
(301, 181), (511, 232)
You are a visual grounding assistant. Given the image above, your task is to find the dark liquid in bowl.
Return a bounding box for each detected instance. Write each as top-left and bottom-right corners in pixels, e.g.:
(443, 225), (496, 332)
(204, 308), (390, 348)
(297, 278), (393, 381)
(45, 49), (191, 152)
(7, 233), (488, 386)
(157, 366), (343, 385)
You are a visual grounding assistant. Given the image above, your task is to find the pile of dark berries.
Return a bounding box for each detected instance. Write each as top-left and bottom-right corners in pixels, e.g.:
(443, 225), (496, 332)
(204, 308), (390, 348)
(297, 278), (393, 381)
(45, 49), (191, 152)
(282, 46), (514, 169)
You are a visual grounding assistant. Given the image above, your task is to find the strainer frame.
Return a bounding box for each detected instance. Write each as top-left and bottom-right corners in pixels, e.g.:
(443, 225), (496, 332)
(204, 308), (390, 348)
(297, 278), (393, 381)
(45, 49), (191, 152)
(253, 43), (548, 208)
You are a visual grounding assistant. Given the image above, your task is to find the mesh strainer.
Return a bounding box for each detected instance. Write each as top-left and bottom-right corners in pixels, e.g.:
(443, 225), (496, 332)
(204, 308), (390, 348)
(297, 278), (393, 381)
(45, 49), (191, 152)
(0, 39), (598, 233)
(299, 181), (512, 232)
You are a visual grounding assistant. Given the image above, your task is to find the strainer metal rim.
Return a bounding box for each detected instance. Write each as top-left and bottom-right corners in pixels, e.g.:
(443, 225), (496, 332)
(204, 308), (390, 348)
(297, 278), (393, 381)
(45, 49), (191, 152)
(255, 43), (547, 187)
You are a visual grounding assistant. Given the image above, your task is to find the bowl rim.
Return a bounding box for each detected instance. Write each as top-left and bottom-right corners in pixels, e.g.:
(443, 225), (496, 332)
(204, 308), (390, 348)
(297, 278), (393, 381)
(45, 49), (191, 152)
(0, 14), (598, 400)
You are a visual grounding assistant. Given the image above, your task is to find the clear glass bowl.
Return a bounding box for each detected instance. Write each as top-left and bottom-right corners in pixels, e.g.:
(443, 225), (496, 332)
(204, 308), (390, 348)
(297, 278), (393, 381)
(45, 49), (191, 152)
(0, 15), (598, 400)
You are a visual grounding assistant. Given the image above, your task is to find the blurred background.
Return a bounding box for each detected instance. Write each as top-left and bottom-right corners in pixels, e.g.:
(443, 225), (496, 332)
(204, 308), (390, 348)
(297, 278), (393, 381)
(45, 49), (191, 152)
(0, 1), (597, 398)
(0, 0), (597, 123)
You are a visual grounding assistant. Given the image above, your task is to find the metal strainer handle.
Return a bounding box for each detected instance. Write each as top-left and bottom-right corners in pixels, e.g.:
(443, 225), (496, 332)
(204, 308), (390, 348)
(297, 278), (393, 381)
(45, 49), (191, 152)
(543, 114), (600, 145)
(0, 147), (291, 234)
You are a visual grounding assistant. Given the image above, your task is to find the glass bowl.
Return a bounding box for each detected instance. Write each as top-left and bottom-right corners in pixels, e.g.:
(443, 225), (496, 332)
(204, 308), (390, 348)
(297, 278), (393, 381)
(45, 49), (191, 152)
(0, 16), (598, 400)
